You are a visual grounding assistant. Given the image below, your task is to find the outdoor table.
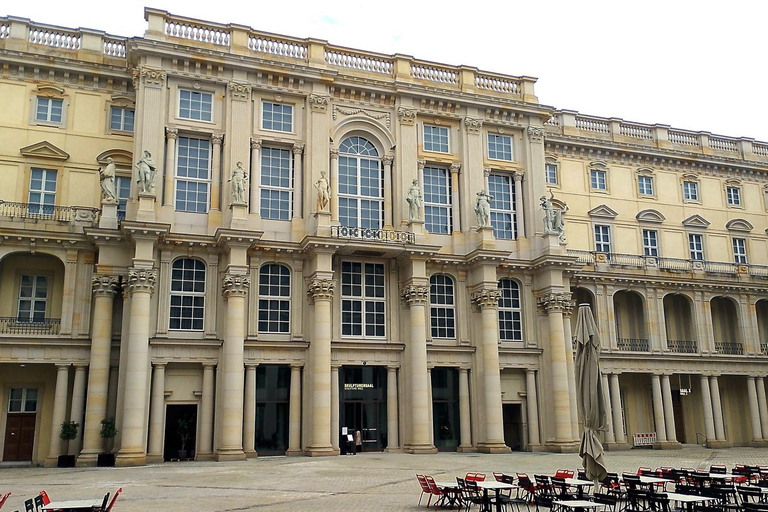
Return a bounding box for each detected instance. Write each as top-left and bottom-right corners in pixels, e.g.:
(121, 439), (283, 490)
(433, 482), (463, 509)
(707, 473), (736, 479)
(638, 475), (672, 485)
(42, 499), (103, 511)
(475, 480), (517, 512)
(553, 499), (600, 512)
(664, 492), (717, 512)
(562, 478), (594, 499)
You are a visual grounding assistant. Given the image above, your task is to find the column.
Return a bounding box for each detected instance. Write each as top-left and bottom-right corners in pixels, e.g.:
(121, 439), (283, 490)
(116, 267), (156, 467)
(471, 289), (509, 452)
(650, 374), (668, 443)
(660, 375), (678, 443)
(249, 140), (261, 214)
(601, 373), (615, 444)
(59, 251), (78, 336)
(243, 364), (257, 457)
(610, 374), (626, 444)
(330, 365), (340, 453)
(562, 309), (579, 441)
(386, 366), (400, 451)
(163, 128), (178, 206)
(383, 157), (394, 228)
(747, 376), (763, 442)
(306, 279), (335, 456)
(757, 377), (768, 441)
(198, 364), (215, 458)
(146, 363), (166, 462)
(288, 364), (303, 455)
(699, 375), (716, 442)
(330, 149), (339, 222)
(450, 163), (461, 232)
(78, 275), (118, 465)
(217, 273), (249, 461)
(210, 134), (223, 211)
(525, 369), (541, 448)
(68, 365), (87, 455)
(401, 284), (436, 453)
(458, 368), (472, 451)
(709, 376), (725, 442)
(293, 144), (305, 219)
(513, 172), (525, 238)
(45, 364), (70, 466)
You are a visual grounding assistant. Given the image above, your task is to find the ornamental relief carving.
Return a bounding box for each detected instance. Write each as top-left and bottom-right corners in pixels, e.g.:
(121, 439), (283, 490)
(397, 107), (417, 126)
(126, 268), (157, 294)
(135, 67), (166, 88)
(92, 275), (119, 296)
(332, 105), (391, 128)
(471, 289), (501, 309)
(536, 292), (574, 314)
(228, 82), (252, 101)
(308, 94), (330, 113)
(222, 273), (250, 297)
(307, 279), (335, 301)
(464, 117), (483, 133)
(527, 126), (545, 142)
(401, 285), (429, 306)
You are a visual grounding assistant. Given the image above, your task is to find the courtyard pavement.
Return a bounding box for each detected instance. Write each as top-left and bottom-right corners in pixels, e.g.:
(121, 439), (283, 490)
(2, 446), (767, 511)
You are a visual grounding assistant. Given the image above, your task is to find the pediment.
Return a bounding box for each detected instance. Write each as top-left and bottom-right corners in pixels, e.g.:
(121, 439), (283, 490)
(36, 83), (65, 96)
(725, 219), (753, 232)
(587, 204), (618, 219)
(19, 141), (70, 161)
(636, 209), (666, 223)
(682, 214), (710, 228)
(96, 149), (133, 166)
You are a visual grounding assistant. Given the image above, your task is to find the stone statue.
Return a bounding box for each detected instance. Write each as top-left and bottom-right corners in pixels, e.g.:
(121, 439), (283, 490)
(541, 190), (569, 243)
(314, 171), (330, 212)
(406, 179), (422, 222)
(475, 189), (493, 228)
(228, 161), (248, 205)
(135, 150), (157, 195)
(99, 157), (117, 202)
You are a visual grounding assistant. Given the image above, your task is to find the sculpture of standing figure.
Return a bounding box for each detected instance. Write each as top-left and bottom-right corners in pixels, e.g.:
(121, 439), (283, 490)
(475, 189), (493, 228)
(99, 157), (117, 202)
(314, 171), (330, 212)
(406, 179), (422, 222)
(229, 161), (248, 205)
(541, 190), (569, 243)
(135, 150), (157, 195)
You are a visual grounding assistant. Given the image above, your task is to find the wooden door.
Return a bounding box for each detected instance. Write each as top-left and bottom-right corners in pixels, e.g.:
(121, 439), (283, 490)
(3, 413), (36, 461)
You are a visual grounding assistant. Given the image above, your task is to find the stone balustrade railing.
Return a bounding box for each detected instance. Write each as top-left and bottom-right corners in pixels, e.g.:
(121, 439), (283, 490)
(547, 110), (768, 162)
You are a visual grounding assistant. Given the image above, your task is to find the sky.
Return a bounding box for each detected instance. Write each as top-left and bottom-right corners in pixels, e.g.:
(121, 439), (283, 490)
(7, 0), (768, 141)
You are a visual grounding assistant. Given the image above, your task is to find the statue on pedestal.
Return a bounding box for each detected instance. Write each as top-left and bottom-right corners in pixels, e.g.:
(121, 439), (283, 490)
(228, 161), (248, 205)
(99, 157), (117, 202)
(314, 171), (330, 212)
(135, 150), (157, 195)
(541, 190), (569, 243)
(406, 179), (422, 222)
(475, 189), (493, 228)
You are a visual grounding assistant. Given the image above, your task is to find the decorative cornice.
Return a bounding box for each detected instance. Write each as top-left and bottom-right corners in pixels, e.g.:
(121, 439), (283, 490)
(332, 105), (391, 128)
(401, 285), (429, 306)
(527, 126), (545, 142)
(464, 117), (483, 133)
(126, 268), (157, 294)
(308, 94), (330, 113)
(228, 82), (252, 101)
(536, 292), (574, 314)
(307, 279), (335, 301)
(92, 275), (119, 297)
(471, 289), (501, 309)
(397, 107), (417, 126)
(222, 273), (250, 298)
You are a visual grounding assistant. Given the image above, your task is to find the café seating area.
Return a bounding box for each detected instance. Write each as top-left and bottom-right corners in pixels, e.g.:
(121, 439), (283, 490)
(0, 489), (121, 512)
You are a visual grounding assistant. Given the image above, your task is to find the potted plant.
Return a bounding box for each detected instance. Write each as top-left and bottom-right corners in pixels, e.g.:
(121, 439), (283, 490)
(97, 418), (118, 467)
(57, 421), (78, 467)
(176, 416), (194, 460)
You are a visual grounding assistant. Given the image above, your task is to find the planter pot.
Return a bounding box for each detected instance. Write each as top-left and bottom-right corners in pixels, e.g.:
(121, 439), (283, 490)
(57, 454), (76, 468)
(97, 453), (115, 467)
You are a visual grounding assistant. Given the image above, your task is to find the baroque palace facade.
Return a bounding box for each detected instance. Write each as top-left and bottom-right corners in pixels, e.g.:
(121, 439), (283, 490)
(1, 9), (768, 467)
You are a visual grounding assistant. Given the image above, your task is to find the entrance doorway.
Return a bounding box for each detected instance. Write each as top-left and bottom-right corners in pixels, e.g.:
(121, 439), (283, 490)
(502, 404), (523, 450)
(672, 390), (686, 443)
(3, 413), (36, 461)
(163, 404), (197, 461)
(340, 366), (387, 451)
(431, 368), (460, 451)
(255, 365), (290, 455)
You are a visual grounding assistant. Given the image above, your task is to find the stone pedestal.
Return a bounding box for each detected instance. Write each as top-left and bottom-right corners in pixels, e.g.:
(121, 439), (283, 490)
(313, 211), (332, 237)
(474, 225), (496, 250)
(136, 193), (156, 222)
(407, 220), (426, 244)
(99, 200), (119, 229)
(230, 203), (248, 229)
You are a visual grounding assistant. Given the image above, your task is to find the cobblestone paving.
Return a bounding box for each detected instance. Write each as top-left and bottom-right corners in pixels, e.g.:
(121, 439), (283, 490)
(2, 446), (767, 511)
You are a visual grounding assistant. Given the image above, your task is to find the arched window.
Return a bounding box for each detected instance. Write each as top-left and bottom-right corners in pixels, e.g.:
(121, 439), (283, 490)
(430, 274), (456, 339)
(170, 258), (205, 331)
(498, 279), (522, 341)
(258, 264), (291, 333)
(338, 136), (383, 229)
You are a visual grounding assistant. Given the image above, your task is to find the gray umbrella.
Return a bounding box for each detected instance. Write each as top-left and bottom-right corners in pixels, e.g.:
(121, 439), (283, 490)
(574, 303), (608, 482)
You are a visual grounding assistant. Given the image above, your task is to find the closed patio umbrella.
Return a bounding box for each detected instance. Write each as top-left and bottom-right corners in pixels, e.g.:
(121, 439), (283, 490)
(573, 303), (608, 483)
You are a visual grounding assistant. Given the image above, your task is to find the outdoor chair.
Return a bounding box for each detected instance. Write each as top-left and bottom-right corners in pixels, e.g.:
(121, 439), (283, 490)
(535, 475), (553, 495)
(105, 488), (122, 512)
(551, 477), (577, 501)
(417, 474), (433, 507)
(494, 472), (507, 482)
(647, 492), (679, 512)
(0, 493), (11, 511)
(517, 473), (537, 503)
(37, 492), (49, 507)
(33, 496), (43, 512)
(466, 473), (486, 482)
(495, 474), (528, 512)
(737, 486), (764, 506)
(463, 480), (486, 512)
(577, 468), (589, 481)
(657, 468), (679, 492)
(626, 489), (650, 512)
(624, 474), (645, 491)
(94, 492), (110, 512)
(637, 467), (653, 476)
(555, 469), (575, 479)
(533, 493), (555, 512)
(23, 500), (33, 512)
(593, 492), (618, 512)
(425, 476), (447, 509)
(744, 504), (768, 512)
(709, 465), (727, 475)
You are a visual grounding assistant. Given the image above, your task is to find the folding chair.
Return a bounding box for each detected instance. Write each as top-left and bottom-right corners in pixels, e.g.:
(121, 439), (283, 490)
(417, 475), (433, 507)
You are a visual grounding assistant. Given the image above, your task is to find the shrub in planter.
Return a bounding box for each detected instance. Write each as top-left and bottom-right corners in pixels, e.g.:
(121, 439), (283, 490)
(58, 421), (79, 468)
(97, 418), (118, 467)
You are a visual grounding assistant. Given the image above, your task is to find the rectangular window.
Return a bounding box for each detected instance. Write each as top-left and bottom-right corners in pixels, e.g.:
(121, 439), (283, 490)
(733, 238), (747, 264)
(115, 176), (131, 221)
(594, 225), (611, 253)
(683, 181), (699, 201)
(642, 229), (658, 257)
(638, 175), (654, 196)
(260, 147), (293, 220)
(488, 174), (516, 240)
(262, 102), (293, 132)
(727, 186), (741, 206)
(179, 90), (212, 122)
(488, 134), (513, 161)
(590, 169), (607, 190)
(8, 388), (38, 413)
(110, 106), (134, 132)
(28, 168), (57, 215)
(341, 262), (385, 338)
(545, 163), (558, 185)
(688, 233), (704, 260)
(175, 137), (211, 213)
(18, 275), (47, 322)
(424, 125), (449, 153)
(36, 97), (63, 123)
(423, 166), (451, 234)
(258, 264), (291, 333)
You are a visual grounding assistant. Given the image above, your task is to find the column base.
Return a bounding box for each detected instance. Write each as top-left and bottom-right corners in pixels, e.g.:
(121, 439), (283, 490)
(706, 440), (731, 449)
(285, 449), (305, 456)
(476, 442), (511, 454)
(146, 454), (164, 464)
(306, 445), (337, 457)
(404, 443), (438, 454)
(544, 440), (580, 453)
(43, 457), (60, 468)
(216, 449), (247, 461)
(528, 443), (545, 452)
(457, 446), (477, 453)
(75, 452), (99, 467)
(385, 447), (404, 453)
(196, 452), (215, 461)
(604, 442), (631, 451)
(244, 450), (258, 459)
(652, 441), (682, 450)
(115, 450), (147, 467)
(749, 440), (768, 448)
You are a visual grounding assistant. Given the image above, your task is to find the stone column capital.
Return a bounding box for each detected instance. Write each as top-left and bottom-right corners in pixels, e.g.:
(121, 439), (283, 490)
(464, 117), (483, 133)
(307, 279), (335, 301)
(126, 267), (157, 294)
(228, 81), (252, 100)
(527, 126), (545, 142)
(308, 93), (330, 113)
(165, 127), (178, 140)
(382, 156), (393, 166)
(417, 159), (426, 171)
(292, 143), (305, 155)
(290, 363), (304, 370)
(397, 107), (417, 125)
(330, 148), (339, 159)
(136, 67), (166, 88)
(250, 139), (262, 150)
(483, 167), (491, 178)
(153, 362), (167, 369)
(513, 171), (524, 182)
(245, 363), (258, 370)
(536, 292), (574, 315)
(203, 363), (216, 370)
(449, 163), (461, 174)
(401, 285), (429, 306)
(92, 275), (119, 296)
(222, 273), (250, 298)
(211, 134), (224, 146)
(458, 367), (469, 374)
(471, 288), (501, 309)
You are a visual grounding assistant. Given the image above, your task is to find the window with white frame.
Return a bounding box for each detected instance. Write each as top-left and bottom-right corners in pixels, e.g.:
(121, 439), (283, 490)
(594, 225), (611, 253)
(175, 137), (211, 213)
(498, 279), (522, 341)
(726, 186), (741, 206)
(488, 134), (513, 161)
(683, 181), (699, 201)
(258, 264), (290, 333)
(688, 233), (704, 260)
(338, 137), (383, 229)
(341, 262), (385, 338)
(17, 275), (47, 322)
(429, 274), (456, 339)
(8, 388), (38, 413)
(423, 166), (451, 234)
(262, 102), (293, 132)
(545, 162), (558, 185)
(169, 258), (205, 331)
(733, 238), (747, 264)
(35, 97), (63, 124)
(260, 147), (293, 220)
(488, 173), (516, 239)
(424, 124), (449, 153)
(179, 89), (212, 122)
(28, 168), (57, 215)
(642, 229), (659, 257)
(591, 168), (607, 191)
(115, 176), (131, 221)
(110, 106), (134, 132)
(638, 175), (654, 196)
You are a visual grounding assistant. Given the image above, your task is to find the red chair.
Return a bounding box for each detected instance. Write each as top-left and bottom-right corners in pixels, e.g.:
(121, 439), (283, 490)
(516, 473), (536, 503)
(424, 476), (446, 509)
(465, 472), (486, 482)
(0, 492), (11, 510)
(417, 475), (433, 507)
(105, 488), (122, 511)
(493, 472), (506, 482)
(636, 466), (653, 475)
(554, 469), (574, 479)
(38, 491), (50, 506)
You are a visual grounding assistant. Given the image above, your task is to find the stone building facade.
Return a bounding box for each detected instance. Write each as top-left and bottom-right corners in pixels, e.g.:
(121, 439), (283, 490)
(0, 9), (767, 466)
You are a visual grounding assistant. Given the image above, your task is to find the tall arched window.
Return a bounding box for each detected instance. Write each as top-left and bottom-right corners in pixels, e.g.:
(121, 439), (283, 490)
(258, 264), (291, 333)
(338, 136), (383, 229)
(170, 258), (206, 331)
(430, 274), (456, 339)
(498, 279), (522, 341)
